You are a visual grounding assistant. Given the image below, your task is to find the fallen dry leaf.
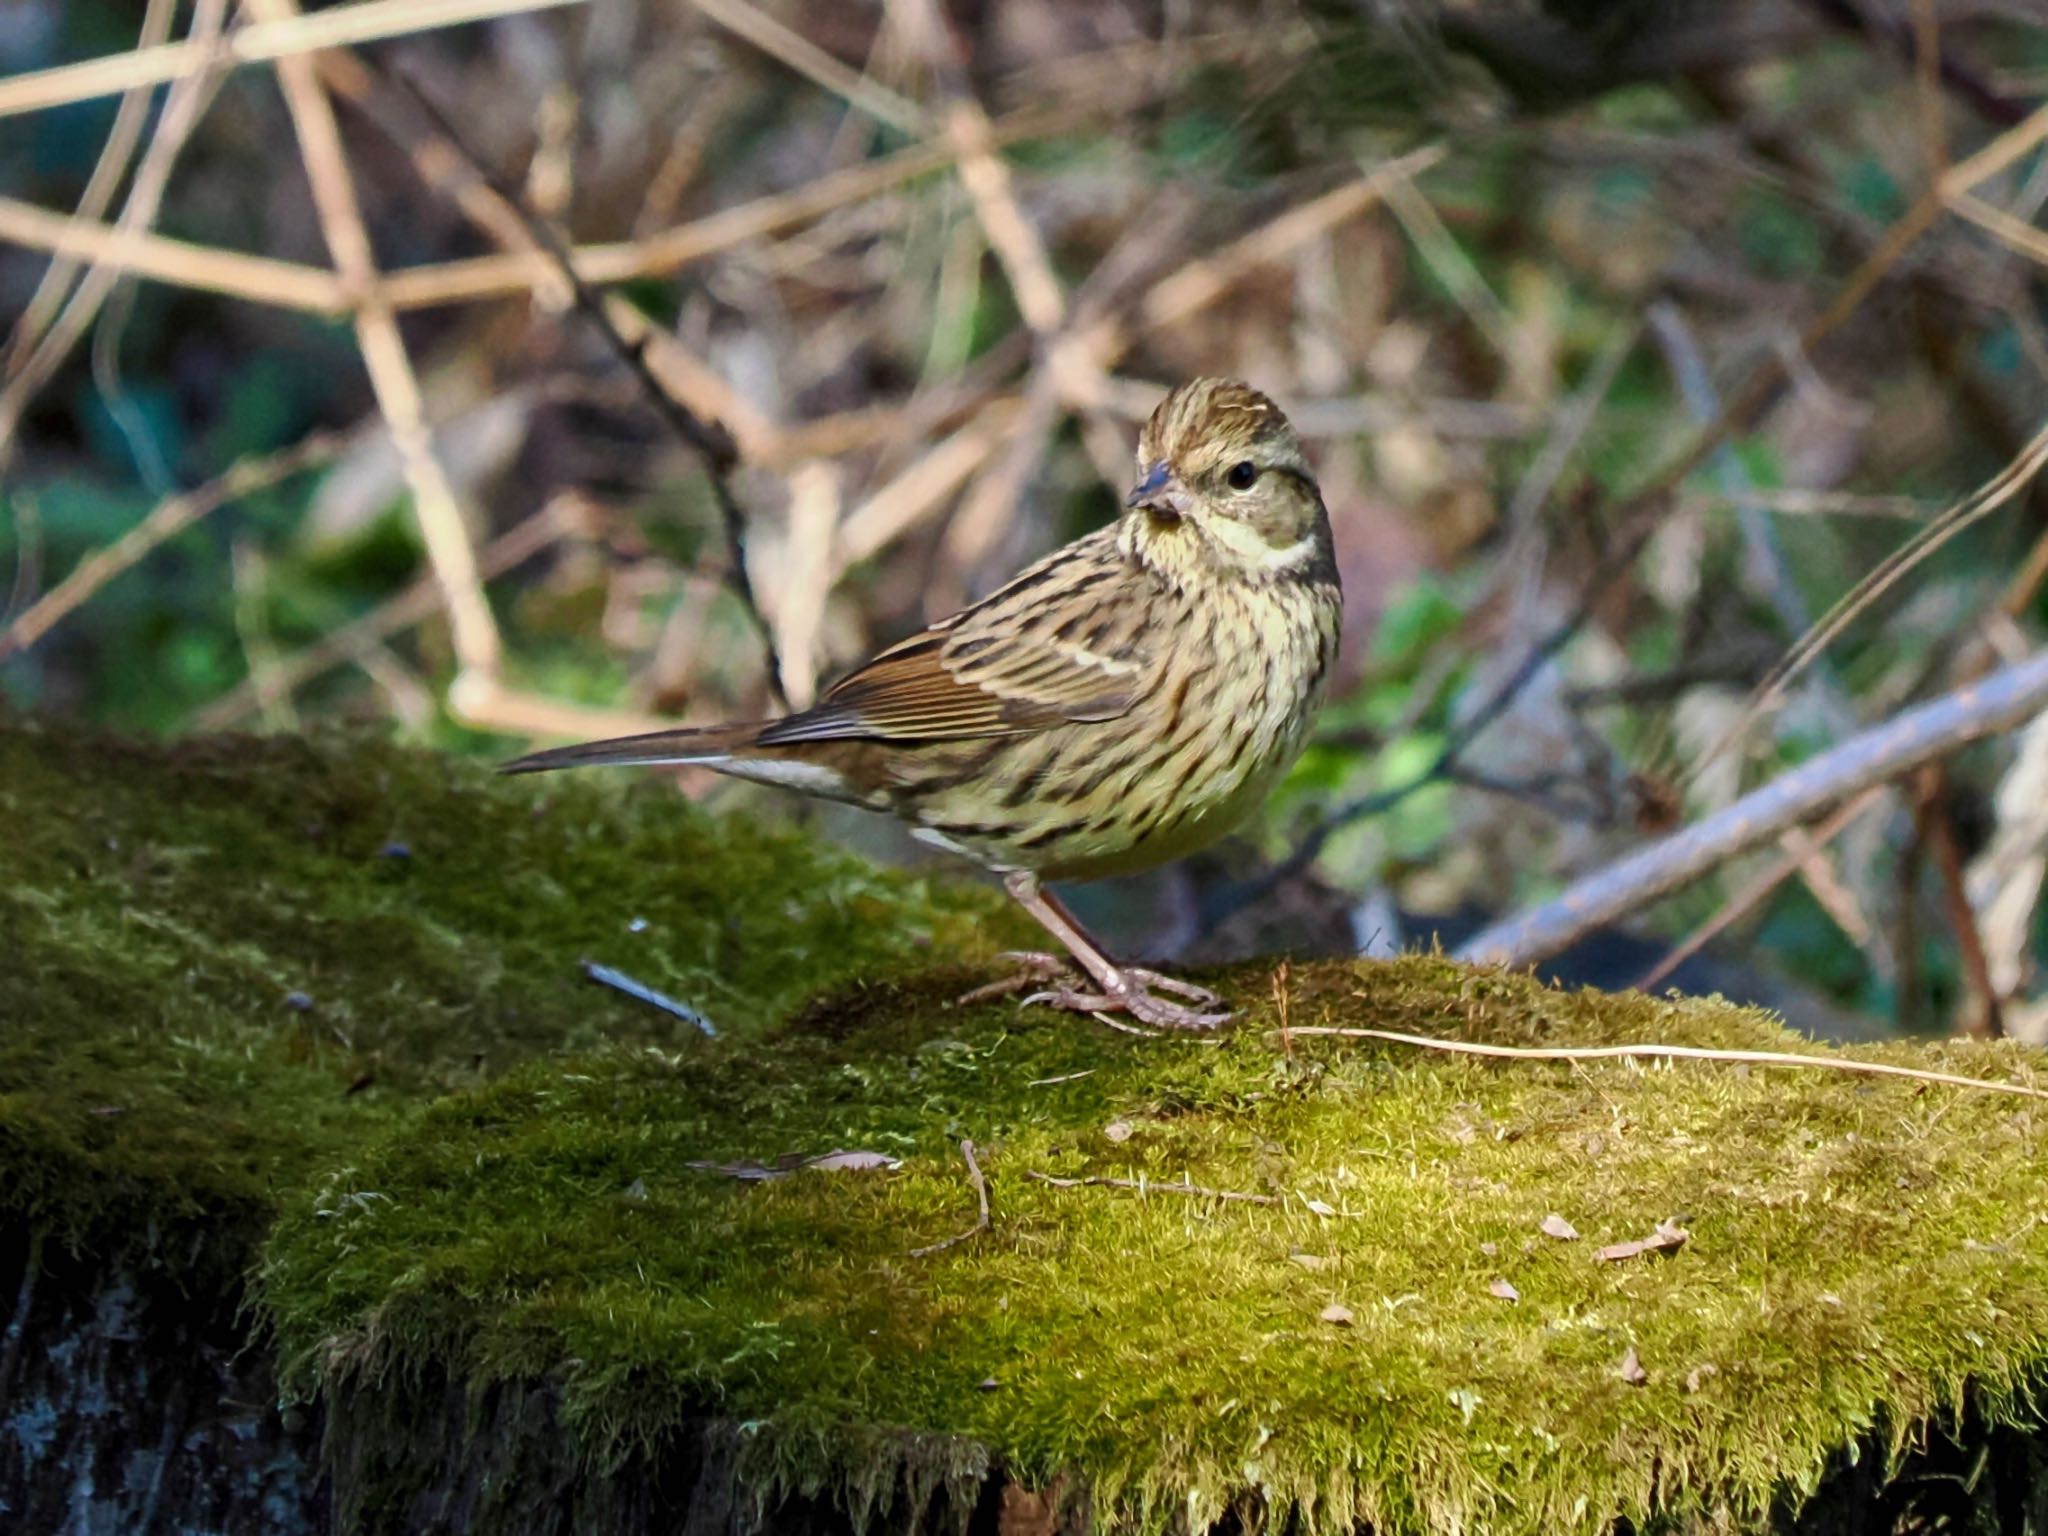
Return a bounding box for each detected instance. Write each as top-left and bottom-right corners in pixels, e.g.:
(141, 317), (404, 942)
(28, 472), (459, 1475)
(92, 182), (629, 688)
(1320, 1303), (1355, 1327)
(1103, 1119), (1134, 1143)
(1289, 1252), (1330, 1271)
(1301, 1196), (1338, 1217)
(1487, 1277), (1520, 1303)
(1684, 1362), (1719, 1394)
(1478, 1241), (1499, 1257)
(1596, 1219), (1690, 1263)
(688, 1148), (902, 1181)
(1540, 1213), (1580, 1241)
(1618, 1346), (1648, 1386)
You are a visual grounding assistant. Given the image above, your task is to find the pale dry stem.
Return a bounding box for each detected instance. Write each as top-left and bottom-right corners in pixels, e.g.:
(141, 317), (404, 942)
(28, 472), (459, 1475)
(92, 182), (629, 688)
(248, 0), (502, 684)
(0, 0), (587, 121)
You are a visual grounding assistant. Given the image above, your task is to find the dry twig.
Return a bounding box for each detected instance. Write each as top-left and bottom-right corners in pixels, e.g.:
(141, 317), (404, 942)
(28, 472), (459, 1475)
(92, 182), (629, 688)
(907, 1139), (992, 1257)
(0, 0), (585, 120)
(1, 432), (345, 661)
(1288, 1026), (2048, 1104)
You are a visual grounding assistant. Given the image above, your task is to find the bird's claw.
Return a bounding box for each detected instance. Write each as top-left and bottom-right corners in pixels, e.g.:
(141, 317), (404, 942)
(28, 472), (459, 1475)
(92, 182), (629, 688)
(1019, 980), (1231, 1032)
(959, 953), (1230, 1030)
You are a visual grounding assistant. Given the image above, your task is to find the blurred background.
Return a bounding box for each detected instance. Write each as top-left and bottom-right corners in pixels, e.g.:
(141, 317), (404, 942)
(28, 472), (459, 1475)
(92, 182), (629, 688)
(5, 0), (2048, 1042)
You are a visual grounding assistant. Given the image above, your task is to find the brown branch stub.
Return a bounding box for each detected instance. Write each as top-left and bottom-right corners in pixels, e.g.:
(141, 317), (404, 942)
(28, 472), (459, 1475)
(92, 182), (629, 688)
(907, 1139), (992, 1258)
(1913, 765), (2005, 1040)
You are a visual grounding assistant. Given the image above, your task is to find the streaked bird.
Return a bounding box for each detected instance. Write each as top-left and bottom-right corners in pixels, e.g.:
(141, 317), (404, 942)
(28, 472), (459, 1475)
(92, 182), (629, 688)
(505, 378), (1342, 1029)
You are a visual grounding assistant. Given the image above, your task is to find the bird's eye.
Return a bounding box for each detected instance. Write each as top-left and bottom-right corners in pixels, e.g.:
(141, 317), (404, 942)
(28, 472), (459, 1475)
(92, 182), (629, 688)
(1226, 460), (1258, 491)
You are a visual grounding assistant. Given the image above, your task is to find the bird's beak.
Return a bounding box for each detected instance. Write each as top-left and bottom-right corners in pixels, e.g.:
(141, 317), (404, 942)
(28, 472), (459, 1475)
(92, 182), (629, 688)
(1125, 460), (1189, 522)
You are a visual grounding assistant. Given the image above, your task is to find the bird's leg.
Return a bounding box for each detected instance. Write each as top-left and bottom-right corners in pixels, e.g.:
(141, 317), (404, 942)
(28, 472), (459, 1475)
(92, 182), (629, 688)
(978, 871), (1230, 1031)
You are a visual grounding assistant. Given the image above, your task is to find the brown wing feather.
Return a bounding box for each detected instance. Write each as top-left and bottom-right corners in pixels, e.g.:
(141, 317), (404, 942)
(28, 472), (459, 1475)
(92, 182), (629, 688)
(756, 527), (1155, 747)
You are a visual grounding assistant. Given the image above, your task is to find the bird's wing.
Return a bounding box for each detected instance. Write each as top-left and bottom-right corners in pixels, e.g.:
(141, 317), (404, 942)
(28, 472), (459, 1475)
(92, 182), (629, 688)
(756, 531), (1158, 746)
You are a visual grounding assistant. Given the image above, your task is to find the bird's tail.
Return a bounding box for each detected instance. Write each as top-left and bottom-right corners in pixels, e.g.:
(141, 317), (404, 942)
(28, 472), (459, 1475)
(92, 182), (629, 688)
(500, 722), (765, 776)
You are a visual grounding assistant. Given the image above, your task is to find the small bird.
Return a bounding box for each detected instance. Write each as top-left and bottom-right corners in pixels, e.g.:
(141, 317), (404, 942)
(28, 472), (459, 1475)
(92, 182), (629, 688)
(505, 378), (1341, 1029)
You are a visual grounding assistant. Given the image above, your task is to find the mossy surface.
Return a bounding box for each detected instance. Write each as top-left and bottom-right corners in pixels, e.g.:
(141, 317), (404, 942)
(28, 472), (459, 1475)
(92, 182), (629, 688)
(12, 712), (2048, 1534)
(263, 959), (2048, 1536)
(0, 711), (1005, 1277)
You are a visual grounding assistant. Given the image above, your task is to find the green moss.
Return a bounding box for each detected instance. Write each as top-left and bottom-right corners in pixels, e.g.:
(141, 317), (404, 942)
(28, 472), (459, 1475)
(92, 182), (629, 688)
(263, 959), (2048, 1535)
(13, 711), (2048, 1533)
(0, 711), (1006, 1275)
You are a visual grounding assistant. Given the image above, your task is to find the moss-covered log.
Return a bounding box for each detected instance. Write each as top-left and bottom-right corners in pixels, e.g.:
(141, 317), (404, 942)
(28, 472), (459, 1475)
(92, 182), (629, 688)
(8, 712), (2048, 1535)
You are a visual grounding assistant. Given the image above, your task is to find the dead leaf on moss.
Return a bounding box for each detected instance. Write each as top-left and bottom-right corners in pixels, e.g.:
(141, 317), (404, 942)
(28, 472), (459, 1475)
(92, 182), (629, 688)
(1596, 1219), (1690, 1262)
(688, 1148), (902, 1181)
(1618, 1346), (1648, 1386)
(1320, 1303), (1355, 1327)
(1103, 1119), (1134, 1143)
(1289, 1252), (1330, 1271)
(1487, 1277), (1520, 1302)
(1685, 1362), (1719, 1393)
(1540, 1213), (1579, 1241)
(1301, 1195), (1337, 1216)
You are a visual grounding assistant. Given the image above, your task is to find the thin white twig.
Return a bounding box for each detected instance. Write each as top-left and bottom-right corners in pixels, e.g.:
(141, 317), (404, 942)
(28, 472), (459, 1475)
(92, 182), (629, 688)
(1285, 1026), (2048, 1103)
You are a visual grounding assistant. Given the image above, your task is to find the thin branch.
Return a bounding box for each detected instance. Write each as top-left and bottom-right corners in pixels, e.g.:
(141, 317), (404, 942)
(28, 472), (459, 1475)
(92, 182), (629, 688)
(1281, 1026), (2048, 1105)
(393, 69), (788, 709)
(0, 196), (347, 314)
(1024, 1171), (1280, 1206)
(374, 100), (1088, 311)
(2, 0), (179, 377)
(1690, 411), (2048, 792)
(691, 0), (925, 137)
(0, 0), (234, 475)
(0, 0), (586, 121)
(1456, 647), (2048, 968)
(1, 430), (344, 660)
(1635, 786), (1887, 992)
(907, 1139), (991, 1258)
(191, 498), (570, 729)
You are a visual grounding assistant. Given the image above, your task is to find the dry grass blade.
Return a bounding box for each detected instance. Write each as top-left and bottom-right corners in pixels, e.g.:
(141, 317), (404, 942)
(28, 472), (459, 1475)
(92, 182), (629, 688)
(0, 0), (587, 121)
(250, 0), (502, 683)
(1636, 787), (1887, 992)
(1694, 412), (2048, 788)
(1290, 1026), (2048, 1104)
(0, 0), (233, 473)
(192, 501), (567, 730)
(0, 197), (347, 314)
(692, 0), (925, 136)
(3, 0), (178, 376)
(1, 431), (344, 661)
(375, 101), (1087, 312)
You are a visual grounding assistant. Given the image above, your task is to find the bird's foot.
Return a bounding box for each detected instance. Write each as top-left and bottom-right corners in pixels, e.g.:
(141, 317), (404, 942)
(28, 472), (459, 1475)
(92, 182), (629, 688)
(957, 953), (1230, 1031)
(953, 952), (1074, 1007)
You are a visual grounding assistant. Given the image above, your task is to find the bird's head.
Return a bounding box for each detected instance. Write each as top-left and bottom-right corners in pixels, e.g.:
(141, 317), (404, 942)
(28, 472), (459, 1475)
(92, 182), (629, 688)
(1122, 378), (1333, 583)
